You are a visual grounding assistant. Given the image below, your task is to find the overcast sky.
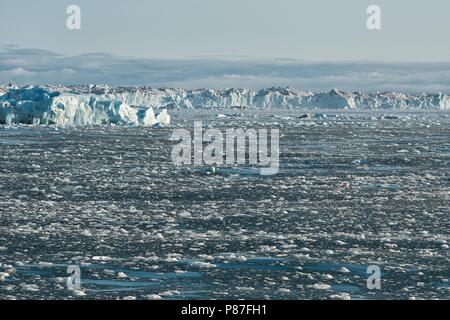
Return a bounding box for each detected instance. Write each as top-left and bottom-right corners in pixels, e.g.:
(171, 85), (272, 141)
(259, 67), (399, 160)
(1, 0), (450, 91)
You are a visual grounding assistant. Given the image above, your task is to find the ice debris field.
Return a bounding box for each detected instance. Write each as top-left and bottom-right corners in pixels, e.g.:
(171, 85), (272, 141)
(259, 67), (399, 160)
(0, 86), (449, 300)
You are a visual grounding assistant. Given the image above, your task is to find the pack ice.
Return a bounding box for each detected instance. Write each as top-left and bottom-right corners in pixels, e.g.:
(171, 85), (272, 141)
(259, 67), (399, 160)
(1, 85), (449, 125)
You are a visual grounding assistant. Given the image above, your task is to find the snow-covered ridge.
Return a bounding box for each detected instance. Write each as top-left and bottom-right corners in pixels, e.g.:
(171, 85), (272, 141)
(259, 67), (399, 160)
(1, 85), (449, 125)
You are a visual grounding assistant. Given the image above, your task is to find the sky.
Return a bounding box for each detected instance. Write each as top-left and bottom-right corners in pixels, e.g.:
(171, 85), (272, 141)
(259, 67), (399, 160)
(1, 0), (450, 91)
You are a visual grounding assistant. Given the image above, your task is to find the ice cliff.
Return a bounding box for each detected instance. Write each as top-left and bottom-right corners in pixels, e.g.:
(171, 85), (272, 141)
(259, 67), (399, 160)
(0, 85), (171, 126)
(1, 85), (449, 125)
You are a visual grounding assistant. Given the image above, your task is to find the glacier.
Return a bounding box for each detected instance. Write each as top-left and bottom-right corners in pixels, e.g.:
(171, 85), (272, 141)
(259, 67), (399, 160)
(1, 84), (449, 126)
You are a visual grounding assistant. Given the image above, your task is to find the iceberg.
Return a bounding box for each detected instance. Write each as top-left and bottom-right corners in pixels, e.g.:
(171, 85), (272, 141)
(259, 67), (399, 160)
(0, 85), (171, 127)
(1, 85), (449, 126)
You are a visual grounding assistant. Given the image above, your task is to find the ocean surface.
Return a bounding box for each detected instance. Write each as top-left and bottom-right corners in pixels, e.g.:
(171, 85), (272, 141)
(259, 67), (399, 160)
(0, 109), (449, 300)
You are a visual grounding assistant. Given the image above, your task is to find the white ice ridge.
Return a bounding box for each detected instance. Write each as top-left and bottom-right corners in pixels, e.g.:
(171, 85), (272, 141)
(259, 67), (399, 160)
(1, 84), (449, 125)
(78, 85), (450, 110)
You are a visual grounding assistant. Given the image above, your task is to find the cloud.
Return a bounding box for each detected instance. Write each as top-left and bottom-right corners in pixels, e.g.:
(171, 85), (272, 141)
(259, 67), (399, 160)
(1, 45), (450, 93)
(0, 67), (34, 77)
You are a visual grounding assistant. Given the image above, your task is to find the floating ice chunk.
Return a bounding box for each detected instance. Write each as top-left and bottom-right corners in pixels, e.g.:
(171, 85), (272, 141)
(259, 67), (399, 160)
(179, 211), (192, 218)
(82, 229), (92, 237)
(338, 267), (351, 274)
(164, 257), (179, 263)
(189, 261), (217, 269)
(92, 256), (113, 261)
(20, 283), (40, 292)
(102, 269), (114, 276)
(53, 277), (66, 284)
(72, 290), (87, 297)
(330, 293), (351, 300)
(321, 274), (334, 280)
(225, 253), (247, 262)
(38, 261), (53, 267)
(378, 115), (400, 120)
(175, 270), (187, 274)
(307, 283), (332, 290)
(146, 294), (162, 300)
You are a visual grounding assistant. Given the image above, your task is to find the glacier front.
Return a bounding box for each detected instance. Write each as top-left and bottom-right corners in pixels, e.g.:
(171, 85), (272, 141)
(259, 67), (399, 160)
(1, 85), (449, 126)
